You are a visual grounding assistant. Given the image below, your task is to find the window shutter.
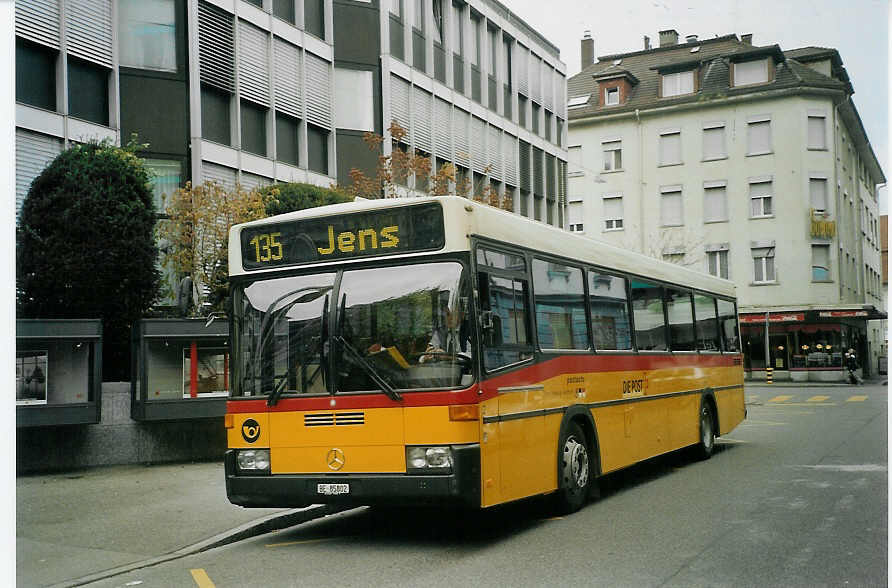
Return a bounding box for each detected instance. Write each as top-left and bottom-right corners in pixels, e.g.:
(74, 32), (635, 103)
(274, 38), (302, 119)
(659, 132), (681, 165)
(703, 185), (727, 222)
(808, 116), (826, 149)
(453, 108), (470, 166)
(529, 53), (540, 103)
(238, 20), (270, 106)
(810, 178), (828, 211)
(603, 196), (622, 219)
(202, 161), (237, 189)
(16, 129), (63, 223)
(434, 98), (451, 158)
(16, 0), (60, 49)
(703, 126), (724, 159)
(198, 1), (235, 93)
(660, 189), (682, 226)
(503, 134), (517, 187)
(518, 140), (531, 191)
(556, 72), (566, 118)
(516, 44), (528, 95)
(735, 59), (768, 85)
(471, 116), (486, 173)
(543, 66), (554, 110)
(390, 74), (410, 135)
(747, 120), (771, 154)
(532, 147), (544, 196)
(240, 172), (272, 190)
(568, 201), (582, 224)
(412, 86), (432, 152)
(558, 160), (567, 206)
(546, 153), (556, 200)
(304, 52), (331, 129)
(488, 126), (502, 180)
(65, 0), (112, 67)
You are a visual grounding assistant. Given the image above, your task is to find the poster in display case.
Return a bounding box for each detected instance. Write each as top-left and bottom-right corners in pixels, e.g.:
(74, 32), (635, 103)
(16, 351), (48, 405)
(182, 346), (229, 398)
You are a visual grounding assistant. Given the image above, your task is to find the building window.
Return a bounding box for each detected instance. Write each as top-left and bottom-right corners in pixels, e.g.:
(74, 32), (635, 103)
(469, 14), (480, 66)
(275, 112), (300, 166)
(812, 244), (831, 281)
(143, 158), (182, 212)
(304, 0), (325, 39)
(569, 223), (584, 232)
(752, 247), (776, 283)
(432, 0), (444, 44)
(68, 57), (110, 126)
(810, 177), (828, 213)
(660, 186), (683, 227)
(659, 130), (682, 165)
(808, 114), (826, 150)
(702, 123), (725, 160)
(747, 117), (772, 155)
(603, 140), (622, 171)
(201, 85), (231, 146)
(733, 58), (770, 86)
(414, 0), (424, 30)
(703, 182), (727, 222)
(274, 0), (296, 23)
(706, 249), (729, 279)
(390, 0), (402, 17)
(451, 2), (463, 56)
(749, 180), (772, 217)
(16, 39), (57, 111)
(662, 252), (685, 265)
(605, 86), (619, 106)
(119, 0), (177, 72)
(240, 100), (267, 156)
(307, 123), (329, 175)
(661, 70), (694, 97)
(603, 195), (623, 230)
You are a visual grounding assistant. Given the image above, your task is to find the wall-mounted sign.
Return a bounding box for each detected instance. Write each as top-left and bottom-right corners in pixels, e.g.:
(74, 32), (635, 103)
(16, 351), (47, 405)
(739, 313), (805, 323)
(818, 310), (868, 318)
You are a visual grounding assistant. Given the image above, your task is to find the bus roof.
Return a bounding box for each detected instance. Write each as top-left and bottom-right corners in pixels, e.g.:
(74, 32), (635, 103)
(229, 196), (736, 298)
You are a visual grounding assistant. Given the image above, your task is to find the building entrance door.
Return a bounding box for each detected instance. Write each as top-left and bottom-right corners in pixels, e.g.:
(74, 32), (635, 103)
(769, 334), (789, 370)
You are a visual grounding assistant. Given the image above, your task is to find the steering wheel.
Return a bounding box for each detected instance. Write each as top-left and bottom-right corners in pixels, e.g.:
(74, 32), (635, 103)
(417, 352), (472, 368)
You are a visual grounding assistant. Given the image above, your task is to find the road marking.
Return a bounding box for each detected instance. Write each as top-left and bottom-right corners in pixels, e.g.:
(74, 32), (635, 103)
(847, 395), (868, 402)
(807, 395), (830, 402)
(739, 420), (787, 426)
(766, 402), (836, 407)
(266, 537), (339, 548)
(768, 395), (794, 402)
(190, 569), (215, 588)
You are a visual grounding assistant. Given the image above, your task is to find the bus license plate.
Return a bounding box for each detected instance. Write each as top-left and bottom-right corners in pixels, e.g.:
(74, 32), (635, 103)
(317, 483), (349, 495)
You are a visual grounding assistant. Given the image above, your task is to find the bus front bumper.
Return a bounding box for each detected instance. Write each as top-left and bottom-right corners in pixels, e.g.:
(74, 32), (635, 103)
(225, 444), (481, 509)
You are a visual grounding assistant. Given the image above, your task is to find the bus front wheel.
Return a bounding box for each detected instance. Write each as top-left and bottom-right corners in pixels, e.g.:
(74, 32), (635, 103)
(695, 402), (716, 460)
(555, 422), (591, 513)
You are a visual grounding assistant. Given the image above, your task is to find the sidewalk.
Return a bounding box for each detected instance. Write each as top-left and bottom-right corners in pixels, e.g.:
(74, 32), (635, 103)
(16, 461), (335, 588)
(744, 376), (887, 388)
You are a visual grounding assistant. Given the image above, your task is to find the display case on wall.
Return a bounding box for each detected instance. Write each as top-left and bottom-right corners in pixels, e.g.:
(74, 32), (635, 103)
(16, 319), (103, 427)
(131, 318), (230, 420)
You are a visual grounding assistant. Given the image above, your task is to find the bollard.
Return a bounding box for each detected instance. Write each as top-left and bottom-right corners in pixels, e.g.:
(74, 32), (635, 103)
(765, 366), (773, 384)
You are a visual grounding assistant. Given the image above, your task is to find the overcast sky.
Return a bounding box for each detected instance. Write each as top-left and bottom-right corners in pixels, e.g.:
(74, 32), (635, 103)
(508, 0), (889, 213)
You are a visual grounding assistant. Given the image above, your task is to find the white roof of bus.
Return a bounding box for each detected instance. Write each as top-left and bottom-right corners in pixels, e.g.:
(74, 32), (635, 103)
(229, 196), (736, 298)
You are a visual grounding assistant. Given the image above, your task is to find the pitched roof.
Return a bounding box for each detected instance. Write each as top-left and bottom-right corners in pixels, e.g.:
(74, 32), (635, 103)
(567, 35), (851, 121)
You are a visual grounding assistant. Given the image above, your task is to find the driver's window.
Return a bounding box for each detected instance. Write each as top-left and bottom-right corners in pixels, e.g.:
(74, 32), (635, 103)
(476, 245), (533, 371)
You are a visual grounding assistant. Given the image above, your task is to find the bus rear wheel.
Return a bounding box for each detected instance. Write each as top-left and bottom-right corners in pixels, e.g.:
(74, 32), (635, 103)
(694, 402), (716, 460)
(555, 422), (591, 514)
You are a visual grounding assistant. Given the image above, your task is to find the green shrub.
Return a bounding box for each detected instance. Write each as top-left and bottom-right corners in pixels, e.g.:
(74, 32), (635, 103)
(261, 182), (353, 216)
(17, 140), (160, 381)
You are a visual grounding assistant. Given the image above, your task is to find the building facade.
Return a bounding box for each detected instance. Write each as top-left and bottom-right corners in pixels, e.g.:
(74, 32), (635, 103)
(566, 31), (885, 380)
(14, 0), (568, 226)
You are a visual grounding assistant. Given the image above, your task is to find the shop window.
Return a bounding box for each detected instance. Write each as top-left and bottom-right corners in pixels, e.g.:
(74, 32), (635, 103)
(589, 271), (632, 350)
(68, 56), (110, 125)
(533, 259), (587, 350)
(16, 38), (57, 111)
(118, 0), (177, 72)
(631, 280), (667, 351)
(694, 294), (720, 351)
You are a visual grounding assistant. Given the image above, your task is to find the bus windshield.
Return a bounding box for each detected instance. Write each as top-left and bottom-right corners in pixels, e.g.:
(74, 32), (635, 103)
(233, 261), (474, 398)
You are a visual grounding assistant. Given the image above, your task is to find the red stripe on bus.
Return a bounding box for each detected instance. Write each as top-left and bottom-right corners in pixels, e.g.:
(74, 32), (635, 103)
(225, 353), (741, 414)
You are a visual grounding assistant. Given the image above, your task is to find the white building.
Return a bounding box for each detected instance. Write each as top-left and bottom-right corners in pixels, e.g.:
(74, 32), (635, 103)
(566, 30), (885, 380)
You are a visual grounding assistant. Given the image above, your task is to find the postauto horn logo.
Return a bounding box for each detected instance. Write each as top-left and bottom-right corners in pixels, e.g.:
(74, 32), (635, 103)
(241, 419), (261, 443)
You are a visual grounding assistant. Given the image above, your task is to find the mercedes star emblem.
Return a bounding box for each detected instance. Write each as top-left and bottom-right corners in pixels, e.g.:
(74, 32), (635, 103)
(326, 448), (345, 471)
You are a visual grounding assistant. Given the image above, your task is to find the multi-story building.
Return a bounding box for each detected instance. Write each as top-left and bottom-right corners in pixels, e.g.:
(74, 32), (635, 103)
(14, 0), (568, 226)
(566, 30), (885, 380)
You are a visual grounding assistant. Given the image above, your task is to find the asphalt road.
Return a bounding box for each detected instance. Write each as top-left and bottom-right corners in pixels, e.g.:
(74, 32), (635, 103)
(91, 383), (887, 588)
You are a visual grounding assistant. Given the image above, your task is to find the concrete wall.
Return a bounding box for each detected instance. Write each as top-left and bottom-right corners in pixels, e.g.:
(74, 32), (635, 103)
(17, 383), (226, 474)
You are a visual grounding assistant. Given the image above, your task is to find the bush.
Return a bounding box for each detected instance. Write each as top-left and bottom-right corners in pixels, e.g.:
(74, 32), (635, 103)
(17, 140), (160, 381)
(260, 182), (353, 216)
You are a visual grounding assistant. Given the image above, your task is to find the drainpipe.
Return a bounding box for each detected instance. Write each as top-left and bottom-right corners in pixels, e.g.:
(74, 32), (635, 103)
(636, 108), (645, 253)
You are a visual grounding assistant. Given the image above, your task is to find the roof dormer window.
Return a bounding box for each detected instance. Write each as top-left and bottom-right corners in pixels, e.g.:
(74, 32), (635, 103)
(661, 70), (694, 97)
(605, 86), (619, 106)
(733, 57), (770, 86)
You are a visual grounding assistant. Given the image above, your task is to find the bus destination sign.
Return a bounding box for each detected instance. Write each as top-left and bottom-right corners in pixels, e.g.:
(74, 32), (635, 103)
(240, 202), (445, 270)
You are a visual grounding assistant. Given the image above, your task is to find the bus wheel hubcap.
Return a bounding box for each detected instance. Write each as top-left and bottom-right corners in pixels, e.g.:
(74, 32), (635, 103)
(564, 436), (588, 489)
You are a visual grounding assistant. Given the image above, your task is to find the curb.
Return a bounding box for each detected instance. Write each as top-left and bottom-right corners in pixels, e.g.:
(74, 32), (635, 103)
(50, 504), (353, 588)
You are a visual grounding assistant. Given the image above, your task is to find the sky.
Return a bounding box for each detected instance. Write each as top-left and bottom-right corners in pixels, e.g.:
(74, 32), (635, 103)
(508, 0), (890, 213)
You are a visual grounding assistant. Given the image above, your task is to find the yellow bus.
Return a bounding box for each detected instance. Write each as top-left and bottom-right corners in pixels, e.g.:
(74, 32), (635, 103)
(224, 196), (745, 513)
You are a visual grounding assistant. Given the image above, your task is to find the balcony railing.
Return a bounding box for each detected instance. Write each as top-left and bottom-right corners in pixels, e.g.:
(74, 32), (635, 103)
(810, 208), (836, 239)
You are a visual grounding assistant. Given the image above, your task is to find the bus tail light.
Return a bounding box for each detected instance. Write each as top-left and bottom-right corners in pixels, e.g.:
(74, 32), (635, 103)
(449, 404), (479, 421)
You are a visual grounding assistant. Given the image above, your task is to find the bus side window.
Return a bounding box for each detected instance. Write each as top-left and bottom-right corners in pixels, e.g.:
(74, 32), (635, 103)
(666, 288), (696, 351)
(694, 294), (721, 351)
(717, 299), (740, 352)
(630, 280), (668, 351)
(532, 259), (588, 350)
(478, 271), (532, 370)
(588, 271), (632, 350)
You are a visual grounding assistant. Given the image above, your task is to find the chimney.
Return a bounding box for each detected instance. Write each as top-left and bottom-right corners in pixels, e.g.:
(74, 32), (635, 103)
(643, 35), (651, 50)
(581, 30), (594, 68)
(741, 33), (753, 45)
(659, 29), (678, 47)
(685, 34), (698, 43)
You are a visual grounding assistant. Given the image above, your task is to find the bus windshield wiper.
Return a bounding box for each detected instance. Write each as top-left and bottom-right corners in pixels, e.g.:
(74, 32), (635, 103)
(334, 335), (402, 402)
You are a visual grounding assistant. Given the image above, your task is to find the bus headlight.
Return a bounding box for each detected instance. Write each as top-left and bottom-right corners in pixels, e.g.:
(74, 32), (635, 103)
(406, 446), (453, 474)
(237, 449), (271, 473)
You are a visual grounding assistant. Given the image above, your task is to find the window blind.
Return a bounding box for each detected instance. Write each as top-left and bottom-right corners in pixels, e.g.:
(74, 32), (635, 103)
(304, 52), (331, 129)
(238, 20), (270, 106)
(16, 0), (60, 49)
(434, 97), (451, 158)
(198, 1), (235, 92)
(703, 185), (727, 222)
(65, 0), (112, 67)
(274, 37), (302, 119)
(412, 86), (432, 152)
